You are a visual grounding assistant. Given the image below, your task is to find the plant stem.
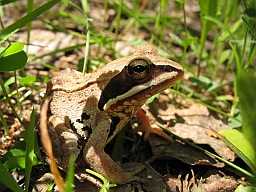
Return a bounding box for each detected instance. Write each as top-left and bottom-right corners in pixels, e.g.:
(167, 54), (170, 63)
(0, 75), (22, 124)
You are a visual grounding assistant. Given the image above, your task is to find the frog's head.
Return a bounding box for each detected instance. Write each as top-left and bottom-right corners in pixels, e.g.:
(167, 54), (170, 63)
(97, 44), (184, 112)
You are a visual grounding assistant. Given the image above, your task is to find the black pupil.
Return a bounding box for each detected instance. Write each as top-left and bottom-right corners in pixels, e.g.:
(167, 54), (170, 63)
(133, 65), (146, 73)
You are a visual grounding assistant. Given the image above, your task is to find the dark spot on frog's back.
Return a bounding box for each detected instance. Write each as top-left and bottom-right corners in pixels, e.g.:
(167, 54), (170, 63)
(81, 112), (90, 120)
(82, 126), (92, 137)
(76, 112), (90, 123)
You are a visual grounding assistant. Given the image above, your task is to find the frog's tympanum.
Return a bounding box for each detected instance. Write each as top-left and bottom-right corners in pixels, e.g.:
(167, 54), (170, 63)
(41, 44), (184, 184)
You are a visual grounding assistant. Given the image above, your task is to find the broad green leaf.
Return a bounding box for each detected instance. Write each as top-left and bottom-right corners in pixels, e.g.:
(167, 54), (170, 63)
(155, 47), (169, 58)
(171, 33), (198, 52)
(0, 50), (27, 71)
(2, 42), (24, 57)
(13, 140), (26, 151)
(3, 76), (16, 87)
(0, 76), (15, 92)
(219, 49), (232, 64)
(3, 153), (39, 171)
(1, 149), (25, 163)
(235, 185), (256, 192)
(175, 0), (184, 5)
(0, 47), (5, 56)
(181, 36), (197, 47)
(20, 130), (42, 161)
(169, 33), (182, 45)
(3, 155), (26, 171)
(0, 0), (61, 43)
(220, 129), (256, 174)
(1, 142), (39, 172)
(228, 109), (242, 129)
(0, 42), (27, 71)
(18, 76), (36, 87)
(189, 76), (218, 92)
(0, 162), (23, 192)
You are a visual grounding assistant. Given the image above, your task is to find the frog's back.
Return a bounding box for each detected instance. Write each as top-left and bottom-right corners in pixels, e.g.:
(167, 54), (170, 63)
(46, 69), (95, 123)
(50, 68), (92, 92)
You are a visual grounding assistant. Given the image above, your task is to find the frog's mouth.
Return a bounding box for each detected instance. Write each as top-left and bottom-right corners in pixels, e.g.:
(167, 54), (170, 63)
(99, 64), (183, 111)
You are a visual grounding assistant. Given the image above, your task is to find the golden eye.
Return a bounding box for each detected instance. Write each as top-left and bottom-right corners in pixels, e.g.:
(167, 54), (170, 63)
(126, 59), (151, 80)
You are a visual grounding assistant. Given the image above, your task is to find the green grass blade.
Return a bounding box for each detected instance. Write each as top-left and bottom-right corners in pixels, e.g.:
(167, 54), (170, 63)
(241, 15), (256, 39)
(82, 29), (90, 75)
(198, 0), (217, 61)
(85, 169), (117, 189)
(0, 75), (22, 123)
(26, 0), (33, 53)
(0, 162), (23, 192)
(0, 0), (61, 43)
(32, 43), (87, 61)
(64, 156), (75, 192)
(0, 110), (9, 135)
(25, 108), (36, 191)
(228, 41), (242, 75)
(0, 0), (16, 6)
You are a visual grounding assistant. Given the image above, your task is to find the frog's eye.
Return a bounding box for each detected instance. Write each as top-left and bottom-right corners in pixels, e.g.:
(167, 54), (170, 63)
(126, 59), (151, 80)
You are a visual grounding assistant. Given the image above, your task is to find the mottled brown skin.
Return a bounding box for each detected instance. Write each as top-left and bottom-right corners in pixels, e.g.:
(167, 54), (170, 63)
(42, 44), (184, 184)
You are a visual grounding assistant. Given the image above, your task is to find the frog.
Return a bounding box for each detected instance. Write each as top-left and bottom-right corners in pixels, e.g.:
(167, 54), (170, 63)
(40, 44), (184, 184)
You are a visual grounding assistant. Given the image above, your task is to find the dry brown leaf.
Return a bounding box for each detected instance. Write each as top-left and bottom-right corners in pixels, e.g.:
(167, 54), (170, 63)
(40, 96), (65, 192)
(148, 94), (235, 162)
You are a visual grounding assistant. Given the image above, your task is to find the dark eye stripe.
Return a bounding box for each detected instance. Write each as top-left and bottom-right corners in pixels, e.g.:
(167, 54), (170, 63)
(98, 67), (137, 111)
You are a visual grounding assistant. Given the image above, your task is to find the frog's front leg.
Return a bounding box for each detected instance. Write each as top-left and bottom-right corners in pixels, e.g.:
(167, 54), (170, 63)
(48, 115), (81, 170)
(83, 113), (138, 185)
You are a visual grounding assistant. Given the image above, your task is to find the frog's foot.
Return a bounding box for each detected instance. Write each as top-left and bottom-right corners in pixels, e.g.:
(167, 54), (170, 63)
(122, 162), (145, 174)
(135, 108), (174, 142)
(121, 163), (145, 183)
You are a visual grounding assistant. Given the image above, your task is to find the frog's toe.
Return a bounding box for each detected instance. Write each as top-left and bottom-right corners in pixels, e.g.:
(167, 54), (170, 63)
(122, 162), (145, 175)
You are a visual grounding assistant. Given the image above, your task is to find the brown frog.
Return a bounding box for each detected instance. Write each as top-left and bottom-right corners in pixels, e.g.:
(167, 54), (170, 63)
(40, 44), (184, 184)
